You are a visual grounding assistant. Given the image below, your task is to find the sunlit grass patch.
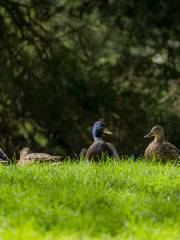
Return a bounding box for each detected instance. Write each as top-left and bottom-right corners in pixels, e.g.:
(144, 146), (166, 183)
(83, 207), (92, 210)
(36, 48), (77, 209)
(0, 160), (179, 239)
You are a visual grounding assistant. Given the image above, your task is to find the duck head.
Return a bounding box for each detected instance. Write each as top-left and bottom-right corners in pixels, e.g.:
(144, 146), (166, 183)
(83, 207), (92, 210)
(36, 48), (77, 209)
(92, 121), (113, 139)
(20, 147), (31, 159)
(144, 125), (165, 142)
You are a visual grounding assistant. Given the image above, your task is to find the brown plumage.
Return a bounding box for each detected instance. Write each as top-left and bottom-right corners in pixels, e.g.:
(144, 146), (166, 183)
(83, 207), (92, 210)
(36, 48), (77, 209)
(144, 125), (180, 163)
(85, 139), (118, 161)
(17, 147), (64, 166)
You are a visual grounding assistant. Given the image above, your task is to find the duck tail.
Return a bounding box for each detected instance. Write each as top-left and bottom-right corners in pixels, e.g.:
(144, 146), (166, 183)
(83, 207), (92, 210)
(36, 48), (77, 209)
(53, 156), (64, 161)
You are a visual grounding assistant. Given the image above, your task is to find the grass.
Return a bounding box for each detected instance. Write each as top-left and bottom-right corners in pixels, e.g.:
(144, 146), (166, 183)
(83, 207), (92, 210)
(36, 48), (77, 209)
(0, 160), (179, 239)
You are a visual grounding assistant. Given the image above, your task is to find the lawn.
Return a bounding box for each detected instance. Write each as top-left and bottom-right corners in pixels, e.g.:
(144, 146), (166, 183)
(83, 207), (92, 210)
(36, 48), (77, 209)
(0, 160), (179, 239)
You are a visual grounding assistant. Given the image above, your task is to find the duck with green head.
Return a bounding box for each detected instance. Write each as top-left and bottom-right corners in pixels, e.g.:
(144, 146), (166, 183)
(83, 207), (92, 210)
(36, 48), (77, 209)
(85, 121), (119, 161)
(144, 125), (180, 163)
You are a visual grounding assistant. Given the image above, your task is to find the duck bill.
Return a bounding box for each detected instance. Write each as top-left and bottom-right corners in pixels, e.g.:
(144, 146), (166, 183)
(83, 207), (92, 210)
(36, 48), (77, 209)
(103, 128), (113, 135)
(144, 132), (153, 138)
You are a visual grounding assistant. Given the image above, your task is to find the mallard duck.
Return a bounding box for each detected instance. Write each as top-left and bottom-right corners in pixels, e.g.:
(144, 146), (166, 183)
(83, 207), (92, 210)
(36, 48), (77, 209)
(144, 125), (180, 162)
(17, 147), (64, 166)
(0, 148), (8, 164)
(85, 121), (119, 161)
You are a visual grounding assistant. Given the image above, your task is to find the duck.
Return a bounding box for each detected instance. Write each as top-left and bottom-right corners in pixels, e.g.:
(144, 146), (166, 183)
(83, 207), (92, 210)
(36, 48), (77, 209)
(17, 147), (64, 166)
(144, 125), (180, 163)
(0, 148), (8, 164)
(85, 121), (119, 161)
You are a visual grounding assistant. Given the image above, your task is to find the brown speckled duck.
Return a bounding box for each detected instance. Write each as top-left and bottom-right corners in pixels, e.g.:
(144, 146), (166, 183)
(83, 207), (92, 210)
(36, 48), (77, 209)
(17, 147), (63, 166)
(144, 125), (180, 163)
(85, 121), (119, 161)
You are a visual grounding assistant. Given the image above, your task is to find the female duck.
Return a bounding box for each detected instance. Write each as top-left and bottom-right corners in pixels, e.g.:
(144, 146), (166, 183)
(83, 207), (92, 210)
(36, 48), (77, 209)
(85, 121), (119, 161)
(17, 147), (63, 166)
(144, 125), (180, 162)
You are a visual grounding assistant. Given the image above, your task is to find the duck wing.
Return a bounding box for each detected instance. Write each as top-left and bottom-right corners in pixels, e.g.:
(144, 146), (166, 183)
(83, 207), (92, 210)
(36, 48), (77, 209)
(106, 143), (119, 159)
(162, 142), (180, 159)
(24, 153), (63, 162)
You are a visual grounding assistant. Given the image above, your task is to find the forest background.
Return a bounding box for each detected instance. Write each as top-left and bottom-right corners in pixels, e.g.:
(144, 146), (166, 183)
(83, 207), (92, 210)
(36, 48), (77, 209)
(0, 0), (180, 157)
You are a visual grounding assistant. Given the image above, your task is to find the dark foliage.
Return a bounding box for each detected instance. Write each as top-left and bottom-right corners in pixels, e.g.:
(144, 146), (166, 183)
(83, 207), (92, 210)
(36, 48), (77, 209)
(0, 0), (179, 157)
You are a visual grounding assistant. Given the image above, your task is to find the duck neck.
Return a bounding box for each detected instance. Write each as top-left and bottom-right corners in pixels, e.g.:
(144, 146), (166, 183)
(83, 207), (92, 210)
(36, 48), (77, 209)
(92, 127), (103, 140)
(154, 133), (164, 143)
(94, 137), (104, 142)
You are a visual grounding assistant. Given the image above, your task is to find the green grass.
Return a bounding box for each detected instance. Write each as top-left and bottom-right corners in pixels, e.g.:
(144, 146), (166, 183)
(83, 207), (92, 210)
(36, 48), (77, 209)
(0, 160), (179, 239)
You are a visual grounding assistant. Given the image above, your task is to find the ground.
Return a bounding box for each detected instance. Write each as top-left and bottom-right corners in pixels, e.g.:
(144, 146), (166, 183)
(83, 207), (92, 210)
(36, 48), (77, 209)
(0, 160), (179, 239)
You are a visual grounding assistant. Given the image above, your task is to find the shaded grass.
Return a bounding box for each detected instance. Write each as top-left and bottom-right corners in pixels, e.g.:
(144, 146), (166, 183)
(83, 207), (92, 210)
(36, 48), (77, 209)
(0, 160), (179, 239)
